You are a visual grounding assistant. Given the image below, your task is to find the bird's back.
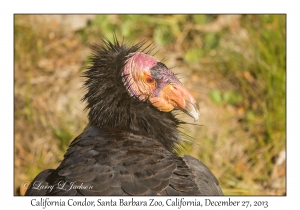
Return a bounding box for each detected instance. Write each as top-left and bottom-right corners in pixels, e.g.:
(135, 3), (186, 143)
(26, 125), (222, 196)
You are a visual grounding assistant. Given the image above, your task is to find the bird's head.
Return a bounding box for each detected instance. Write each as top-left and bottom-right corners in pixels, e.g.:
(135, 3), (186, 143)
(122, 52), (199, 121)
(83, 37), (200, 135)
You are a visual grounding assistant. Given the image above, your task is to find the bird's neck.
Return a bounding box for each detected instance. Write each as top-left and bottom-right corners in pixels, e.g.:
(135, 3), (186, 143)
(87, 89), (183, 153)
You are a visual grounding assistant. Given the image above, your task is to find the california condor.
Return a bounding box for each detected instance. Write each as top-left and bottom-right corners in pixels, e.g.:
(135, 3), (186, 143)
(25, 37), (223, 196)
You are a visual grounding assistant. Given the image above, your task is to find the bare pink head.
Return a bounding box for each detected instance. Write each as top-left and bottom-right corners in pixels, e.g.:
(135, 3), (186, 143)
(122, 52), (200, 121)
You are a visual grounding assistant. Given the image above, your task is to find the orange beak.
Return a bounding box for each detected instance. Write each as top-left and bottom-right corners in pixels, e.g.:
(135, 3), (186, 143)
(149, 83), (200, 121)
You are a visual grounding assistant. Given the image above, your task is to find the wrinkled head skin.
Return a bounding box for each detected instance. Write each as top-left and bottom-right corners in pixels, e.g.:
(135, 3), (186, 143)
(122, 52), (200, 121)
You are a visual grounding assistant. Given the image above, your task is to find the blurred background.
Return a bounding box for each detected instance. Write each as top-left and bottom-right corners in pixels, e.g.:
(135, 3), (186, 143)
(14, 14), (286, 195)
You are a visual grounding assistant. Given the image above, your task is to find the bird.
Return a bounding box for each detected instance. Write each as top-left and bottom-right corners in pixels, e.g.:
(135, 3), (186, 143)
(25, 37), (223, 196)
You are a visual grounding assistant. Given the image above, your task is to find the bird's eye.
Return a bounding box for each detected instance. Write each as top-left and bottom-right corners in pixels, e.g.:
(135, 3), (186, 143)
(145, 76), (155, 84)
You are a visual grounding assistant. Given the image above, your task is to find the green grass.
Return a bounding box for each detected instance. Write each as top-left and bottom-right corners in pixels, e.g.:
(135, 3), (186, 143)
(218, 15), (286, 185)
(14, 14), (286, 195)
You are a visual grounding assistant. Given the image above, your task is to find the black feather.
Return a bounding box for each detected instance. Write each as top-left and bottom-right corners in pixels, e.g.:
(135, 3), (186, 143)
(82, 38), (184, 153)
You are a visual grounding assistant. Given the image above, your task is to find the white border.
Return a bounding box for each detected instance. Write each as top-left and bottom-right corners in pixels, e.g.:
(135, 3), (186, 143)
(2, 0), (298, 208)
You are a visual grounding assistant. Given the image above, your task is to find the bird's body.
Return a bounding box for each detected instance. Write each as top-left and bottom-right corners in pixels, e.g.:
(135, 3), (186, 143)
(25, 37), (223, 196)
